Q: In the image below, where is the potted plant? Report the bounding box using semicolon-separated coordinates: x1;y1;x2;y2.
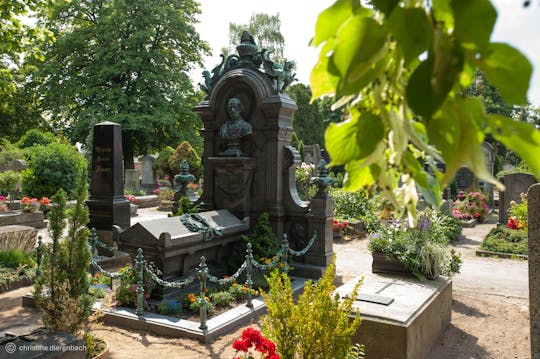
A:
368;212;462;281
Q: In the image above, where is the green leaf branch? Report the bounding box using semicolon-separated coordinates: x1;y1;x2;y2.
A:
311;0;539;224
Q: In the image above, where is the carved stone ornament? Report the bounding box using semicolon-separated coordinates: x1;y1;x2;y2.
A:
200;30;296;96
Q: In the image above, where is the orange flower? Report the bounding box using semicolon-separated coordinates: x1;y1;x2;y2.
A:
188;293;196;302
39;197;50;205
21;197;31;204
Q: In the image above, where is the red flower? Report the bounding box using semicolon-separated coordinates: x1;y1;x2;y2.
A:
232;338;251;352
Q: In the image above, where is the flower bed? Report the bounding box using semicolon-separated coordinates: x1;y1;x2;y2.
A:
453;191;490;222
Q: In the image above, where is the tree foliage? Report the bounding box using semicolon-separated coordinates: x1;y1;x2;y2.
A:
0;0;52;142
287;83;326;147
224;12;285;63
35;0;209;168
311;0;539;224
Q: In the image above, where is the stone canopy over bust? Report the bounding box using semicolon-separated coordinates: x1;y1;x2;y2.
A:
219;98;252;140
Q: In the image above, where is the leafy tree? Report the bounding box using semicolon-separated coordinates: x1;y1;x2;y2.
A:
35;0;209;169
168;141;202;180
311;0;539;223
287;83;326;147
0;0;52;142
223;12;285;63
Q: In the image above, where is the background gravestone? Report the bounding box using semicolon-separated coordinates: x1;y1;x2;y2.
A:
303;144;321;176
140;155;156;194
528;184;540;359
86;121;130;250
124;168;140;192
499;173;537;225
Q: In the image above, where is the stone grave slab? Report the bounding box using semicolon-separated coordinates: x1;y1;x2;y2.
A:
335;272;452;359
0;225;37;253
118;209;248;298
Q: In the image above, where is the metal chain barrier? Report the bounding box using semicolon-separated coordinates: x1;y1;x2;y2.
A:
86;227;319;329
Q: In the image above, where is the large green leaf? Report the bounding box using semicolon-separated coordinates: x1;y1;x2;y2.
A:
432;0;454;30
371;0;399;16
312;0;366;47
407;31;463;119
484;114;540;178
343;162;381;191
479;43;532;105
310;38;339;99
387;7;432;64
427;97;496;187
451;0;496;51
331;16;387;96
324;111;384;165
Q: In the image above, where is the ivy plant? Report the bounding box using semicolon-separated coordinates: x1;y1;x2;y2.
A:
311;0;538;224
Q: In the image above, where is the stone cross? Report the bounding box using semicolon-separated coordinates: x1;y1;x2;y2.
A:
528;183;540;358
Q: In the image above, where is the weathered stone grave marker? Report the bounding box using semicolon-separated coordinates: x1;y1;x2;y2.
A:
528;184;540;358
499;173;536;225
140;154;156;194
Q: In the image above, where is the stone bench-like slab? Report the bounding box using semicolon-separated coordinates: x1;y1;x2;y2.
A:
133;195;159;208
0;211;46;229
0;225;37;253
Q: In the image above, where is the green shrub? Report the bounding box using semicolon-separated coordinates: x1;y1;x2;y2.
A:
168;141;202;180
481;227;528;255
419;208;462;242
22;142;87;198
188;296;215;313
154;146;176;181
330;188;378;232
227;213;280;273
0;170;22;204
17;129;59;149
0;249;34;269
261;258;362;359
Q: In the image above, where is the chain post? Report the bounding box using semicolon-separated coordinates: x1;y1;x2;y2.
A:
35;236;43;277
90;228;99;259
198;256;208;330
135;248;145;316
245;242;254;308
281;233;289;274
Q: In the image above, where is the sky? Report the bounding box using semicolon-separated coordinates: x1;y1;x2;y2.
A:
192;0;540;107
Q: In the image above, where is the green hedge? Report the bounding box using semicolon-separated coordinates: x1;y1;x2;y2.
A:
480;227;528;255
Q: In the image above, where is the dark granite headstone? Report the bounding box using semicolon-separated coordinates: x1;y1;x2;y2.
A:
499;173;537;225
528;184;540;359
86;122;130;249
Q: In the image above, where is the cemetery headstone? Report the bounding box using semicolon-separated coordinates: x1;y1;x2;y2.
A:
86;121;130;252
304;144;321;175
124;169;140;192
499;173;537;225
140;155;156;194
529;184;540;358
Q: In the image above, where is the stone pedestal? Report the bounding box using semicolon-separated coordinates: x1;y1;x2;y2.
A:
87;122;130;253
336;274;452;359
528;184;540;359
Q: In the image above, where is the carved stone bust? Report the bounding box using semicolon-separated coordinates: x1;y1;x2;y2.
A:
219;98;252;140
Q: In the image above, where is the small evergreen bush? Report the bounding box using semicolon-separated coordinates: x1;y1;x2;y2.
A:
168;141;202;180
34;180;93;335
261;258;362;359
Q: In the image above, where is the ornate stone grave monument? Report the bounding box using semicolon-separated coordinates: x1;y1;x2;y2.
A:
499;172;537;225
87;121;130;250
194;31;333;277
